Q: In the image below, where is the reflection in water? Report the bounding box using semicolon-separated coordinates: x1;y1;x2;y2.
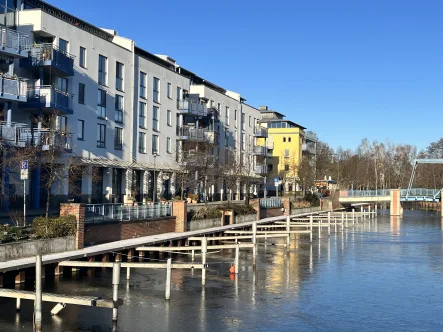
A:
1;211;443;331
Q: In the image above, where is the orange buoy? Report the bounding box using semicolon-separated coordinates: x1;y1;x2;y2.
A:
229;265;236;274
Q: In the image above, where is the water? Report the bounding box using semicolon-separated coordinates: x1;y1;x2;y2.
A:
0;210;443;331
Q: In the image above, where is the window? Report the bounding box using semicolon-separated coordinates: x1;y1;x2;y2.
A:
283;137;286;142
241;133;245;151
79;47;86;68
97;124;106;148
288;137;292;143
234;109;237;127
225;130;229;147
225;106;229;125
115;127;123;150
116;62;124;91
166;137;171;153
218;103;221;113
152;134;159;154
152;106;159;131
56;77;68;93
77;120;84;140
138;132;146;153
78;83;85;104
115;95;124;123
167;83;172;99
176;87;181;101
153;77;160;103
57;116;68;132
59;38;68;53
167;110;172;126
285;149;290;158
241;113;245;131
97;89;106;118
140;72;147;98
139;102;146;128
285;164;289;171
268;164;273;172
98;55;107;85
249;115;251;127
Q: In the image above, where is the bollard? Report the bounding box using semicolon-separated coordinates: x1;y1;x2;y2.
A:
341;212;345;228
319;218;322;239
375;204;378;216
16;298;21;312
165;258;172;300
334;217;337;232
112;263;121;322
34;255;42;332
352;209;355;225
286;216;291;251
235;243;239;274
309;215;313;243
252;222;257;265
191;249;195;262
369;205;371;219
126;267;131;280
202;237;207;286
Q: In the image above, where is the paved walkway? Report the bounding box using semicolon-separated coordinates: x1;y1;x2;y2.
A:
0;211;328;273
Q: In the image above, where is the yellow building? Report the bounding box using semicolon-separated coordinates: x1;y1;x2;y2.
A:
257;107;307;193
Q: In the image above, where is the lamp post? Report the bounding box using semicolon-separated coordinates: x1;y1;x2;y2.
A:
152;152;158;203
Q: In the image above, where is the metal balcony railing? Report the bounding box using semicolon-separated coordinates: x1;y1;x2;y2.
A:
0;121;27;144
177;126;218;144
0;27;30;55
18;128;73;150
0;77;27;100
305;131;318;142
24;86;73;113
20;43;75;75
254;126;268;138
260;197;282;209
254;165;267;174
254;145;268;156
177;100;207;116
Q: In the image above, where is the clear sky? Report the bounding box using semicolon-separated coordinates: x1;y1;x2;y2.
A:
49;0;443;151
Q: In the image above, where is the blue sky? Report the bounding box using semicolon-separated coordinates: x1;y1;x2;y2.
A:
50;0;443;151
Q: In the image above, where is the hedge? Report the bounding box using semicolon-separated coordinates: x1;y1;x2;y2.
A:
33;215;77;239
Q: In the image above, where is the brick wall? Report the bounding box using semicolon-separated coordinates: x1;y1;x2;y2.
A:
261;208;284;218
249;198;261;219
60;203;85;249
173;201;187;232
282;197;290;216
84;217;176;245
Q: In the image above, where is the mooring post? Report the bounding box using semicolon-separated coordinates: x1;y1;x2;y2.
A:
352;209;355;225
16;298;21;312
235;243;239;274
309;215;313;243
34;254;42;332
191;249;195;262
286;216;291;251
126;267;130;280
252;221;257;265
368;205;372;219
112;263;121;322
345;212;348;227
319;218;322;239
375;204;378;216
334;217;337;232
165;258;172;300
328;212;331;226
202;237;207;286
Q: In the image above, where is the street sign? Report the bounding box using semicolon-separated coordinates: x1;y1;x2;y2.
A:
274;177;279;183
20;160;28;180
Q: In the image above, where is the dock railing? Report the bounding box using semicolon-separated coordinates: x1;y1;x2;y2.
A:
260;197;283;209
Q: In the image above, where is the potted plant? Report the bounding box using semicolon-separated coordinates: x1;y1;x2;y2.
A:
186;193;193;204
191;193;198;204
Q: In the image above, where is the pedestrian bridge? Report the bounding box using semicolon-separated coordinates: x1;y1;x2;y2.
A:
339;189;441;204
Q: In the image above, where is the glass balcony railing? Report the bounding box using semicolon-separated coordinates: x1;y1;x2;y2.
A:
19;43;75;76
177;126;218;144
254;165;267;174
0;27;30;57
0;121;27;146
0;77;27;101
254;145;268;156
19;86;73;114
254;126;268;138
177;100;207;116
18;128;73;151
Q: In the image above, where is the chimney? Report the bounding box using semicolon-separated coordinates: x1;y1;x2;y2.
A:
259;106;268;111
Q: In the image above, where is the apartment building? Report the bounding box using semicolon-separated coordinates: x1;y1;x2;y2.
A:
0;0;316;211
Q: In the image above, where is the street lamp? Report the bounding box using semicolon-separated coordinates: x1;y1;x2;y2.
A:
152;152;158;203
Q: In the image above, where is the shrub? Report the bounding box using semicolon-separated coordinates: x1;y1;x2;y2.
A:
33;215;77;239
303;192;320;207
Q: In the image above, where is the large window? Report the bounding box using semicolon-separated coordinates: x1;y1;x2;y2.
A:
167;83;172;99
167;137;171;153
56;77;68;93
152;134;159;155
57;116;68;132
115;127;123;150
241;113;245;131
152;106;159;131
167;110;171;126
115;95;124;123
234;109;237;128
139;132;146;153
97;89;106;118
59;38;69;53
225;106;229;126
241;133;245;151
176;87;181;102
139;102;146;128
78;83;85;104
140;72;147;98
153;77;160;103
77;120;84;140
97;124;106;148
98;55;107;85
79;47;86;68
116;62;124;91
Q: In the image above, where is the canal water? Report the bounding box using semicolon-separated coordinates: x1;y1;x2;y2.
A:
0;210;443;331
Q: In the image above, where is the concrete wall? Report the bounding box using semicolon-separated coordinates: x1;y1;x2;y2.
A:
235;214;256;224
187;213;256;231
0;236;75;262
291;207;322;215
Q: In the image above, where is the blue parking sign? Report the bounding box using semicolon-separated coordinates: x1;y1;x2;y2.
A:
21;160;28;170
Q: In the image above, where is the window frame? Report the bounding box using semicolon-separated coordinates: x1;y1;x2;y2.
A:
138;132;146;154
78;83;85;104
140;72;147;99
153;77;160;103
97;123;106;148
152;106;159;132
166;137;171;153
167;110;172;126
79;46;86;68
98;54;108;86
139;102;146;128
167;82;172;99
115;94;124;124
59;38;69;53
114;127;123;150
116;62;124;92
97;88;107;118
152;134;159;155
77;119;84;140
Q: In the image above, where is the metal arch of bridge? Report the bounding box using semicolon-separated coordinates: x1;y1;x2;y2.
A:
407;159;443;201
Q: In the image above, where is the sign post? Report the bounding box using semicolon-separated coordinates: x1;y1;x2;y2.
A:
274;177;280;197
20;160;28;225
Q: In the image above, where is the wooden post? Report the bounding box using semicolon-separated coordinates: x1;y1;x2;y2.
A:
368;205;372;219
202;237;207;286
16;298;21;312
165;258;172;300
126;267;130;280
34;255;42;332
112;263;120;322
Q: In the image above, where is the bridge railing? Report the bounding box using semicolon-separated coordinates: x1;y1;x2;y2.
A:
401;188;440;197
340;190;391;198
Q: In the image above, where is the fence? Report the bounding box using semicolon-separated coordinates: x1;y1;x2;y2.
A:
85;202;172;224
290;206;321;215
340;189;440;198
260;197;282;209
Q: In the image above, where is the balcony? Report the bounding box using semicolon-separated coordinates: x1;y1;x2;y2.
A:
18;128;73;152
302;142;316;154
0;122;28;147
0;27;31;58
254;126;268;138
177;100;207;117
305;131;318;142
254;165;267;175
267;142;274;150
254;145;268;156
0;77;27;102
19;43;75;76
19;86;73;114
177;126;218;144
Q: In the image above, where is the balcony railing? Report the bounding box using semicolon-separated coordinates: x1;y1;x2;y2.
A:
0;77;27;101
177;126;218;144
0;27;30;56
19;43;75;76
302;142;316;154
305;131;318;142
177;100;207;116
20;86;73;114
0;121;27;145
254;126;268;138
254;165;267;174
18;128;73;151
254;145;268;156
